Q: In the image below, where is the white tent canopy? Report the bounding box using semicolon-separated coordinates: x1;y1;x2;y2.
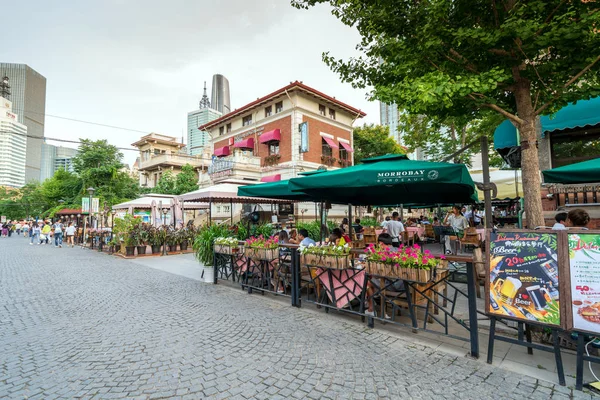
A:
112;194;207;210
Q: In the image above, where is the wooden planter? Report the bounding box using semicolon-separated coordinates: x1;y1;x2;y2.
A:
366;261;433;283
302;254;350;269
246;247;277;260
215;244;239;255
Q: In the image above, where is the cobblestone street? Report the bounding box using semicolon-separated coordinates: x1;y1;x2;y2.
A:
0;237;595;399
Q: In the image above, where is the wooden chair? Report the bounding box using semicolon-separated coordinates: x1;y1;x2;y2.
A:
424;224;436;243
402;231;415;247
460;227;481;253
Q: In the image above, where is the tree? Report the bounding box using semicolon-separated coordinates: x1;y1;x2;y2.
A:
399;113;504;166
353;124;405;163
72;139;139;206
155;170;177;195
292;0;600;227
175;164;199;195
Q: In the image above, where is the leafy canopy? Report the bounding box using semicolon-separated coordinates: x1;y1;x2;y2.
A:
352;124;405;163
292;0;600;120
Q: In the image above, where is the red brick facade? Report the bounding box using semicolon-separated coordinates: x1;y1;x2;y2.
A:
212;114;354;168
213;116;292;166
302;116;353;166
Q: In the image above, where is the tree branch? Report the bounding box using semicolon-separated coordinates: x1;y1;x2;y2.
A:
535;54;600;115
488;48;515;58
481;101;525;125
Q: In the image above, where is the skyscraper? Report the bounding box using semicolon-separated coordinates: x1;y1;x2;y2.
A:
187;82;221;155
211;74;231;114
0;63;46;182
0;97;28;187
41;143;78;181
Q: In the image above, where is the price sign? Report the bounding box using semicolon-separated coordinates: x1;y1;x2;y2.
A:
566;232;600;334
486;230;564;327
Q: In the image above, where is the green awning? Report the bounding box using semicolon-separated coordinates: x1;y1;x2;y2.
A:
542;157;600;184
494;97;600;150
237;171;327;201
288;155;478;206
541;97;600;134
493;120;519;150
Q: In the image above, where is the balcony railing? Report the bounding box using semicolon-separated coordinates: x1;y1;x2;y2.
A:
139;154;207;170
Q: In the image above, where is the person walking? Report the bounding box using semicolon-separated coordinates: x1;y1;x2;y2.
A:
15;221;22;236
22;221;30;238
65;222;76;248
53;219;64;248
30;223;41;245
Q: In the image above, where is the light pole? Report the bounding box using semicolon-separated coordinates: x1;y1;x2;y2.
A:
76;214;81;243
84;187;95;248
110;209;116;246
162;208;168;256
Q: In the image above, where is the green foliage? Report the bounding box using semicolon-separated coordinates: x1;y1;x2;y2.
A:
359;217;378;228
235;222;249;241
296;220;338;241
352;124;404;163
399;114;504;167
175;164;199;194
155;170;177;195
71;139;139;206
251;224;274;238
114;214;141;247
193;224;230;265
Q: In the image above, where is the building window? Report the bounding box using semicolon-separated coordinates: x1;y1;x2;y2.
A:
226;123;232;133
223;205;230;213
322;139;333;157
219;126;225;136
269;142;280;155
275;101;283;113
329;108;336;120
216;206;222;213
339;148;348;162
319;104;326;116
265;105;272;118
242;115;252;126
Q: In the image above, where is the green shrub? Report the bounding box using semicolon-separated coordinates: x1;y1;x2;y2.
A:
359;217;378;227
193;224;230;266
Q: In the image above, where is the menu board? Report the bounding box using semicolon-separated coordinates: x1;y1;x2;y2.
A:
567;232;600;334
487;231;562;326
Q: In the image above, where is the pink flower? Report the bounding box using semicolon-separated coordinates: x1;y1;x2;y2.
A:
440;255;446;260
401;256;407;262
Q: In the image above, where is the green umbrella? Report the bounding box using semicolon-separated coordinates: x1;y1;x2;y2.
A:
237;170;327;201
288;154;478;206
542;157;600;184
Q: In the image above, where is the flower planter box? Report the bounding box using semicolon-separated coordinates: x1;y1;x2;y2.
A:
246;247;277;260
366;261;433;283
215;244;239;255
302;254;350;269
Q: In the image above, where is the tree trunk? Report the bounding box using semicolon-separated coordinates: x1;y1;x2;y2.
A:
513;80;545;228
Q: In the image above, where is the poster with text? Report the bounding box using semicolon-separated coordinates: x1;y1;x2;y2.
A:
488;231;561;326
568;233;600;334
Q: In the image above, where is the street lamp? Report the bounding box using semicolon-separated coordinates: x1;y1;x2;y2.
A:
77;213;81;243
99;211;105;251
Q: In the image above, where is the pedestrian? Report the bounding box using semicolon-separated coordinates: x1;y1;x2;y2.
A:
53;219;64;248
382;211;405;248
22;221;30;237
30;222;41;245
6;220;13;237
41;222;52;245
15;221;22;235
65;222;76;247
1;222;7;237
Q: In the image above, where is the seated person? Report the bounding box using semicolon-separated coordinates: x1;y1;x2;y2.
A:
329;228;350;245
353;218;364;239
298;228;316;246
552;212;567;230
288;228;299;244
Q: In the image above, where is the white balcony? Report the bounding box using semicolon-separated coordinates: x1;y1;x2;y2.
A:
138;153;207;171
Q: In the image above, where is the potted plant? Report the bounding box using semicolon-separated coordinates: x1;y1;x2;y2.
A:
148;226;163;254
109;236;121;253
136;224;149;255
299;242;351;269
123;231;137;256
193;224;230;283
245;235;279;260
166;228;179;252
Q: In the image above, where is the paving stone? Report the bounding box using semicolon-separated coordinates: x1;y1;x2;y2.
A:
0;238;594;399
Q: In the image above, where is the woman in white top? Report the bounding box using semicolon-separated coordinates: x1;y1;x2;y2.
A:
65;222;76;247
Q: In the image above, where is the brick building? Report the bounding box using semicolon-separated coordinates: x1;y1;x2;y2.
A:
198;81;365;186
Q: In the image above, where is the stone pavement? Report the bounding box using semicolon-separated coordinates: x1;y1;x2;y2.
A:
0;237;596;399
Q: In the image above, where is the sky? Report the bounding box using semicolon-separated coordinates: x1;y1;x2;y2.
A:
3;0;380;167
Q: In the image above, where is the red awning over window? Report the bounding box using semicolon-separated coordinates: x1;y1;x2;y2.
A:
259;129;281;144
261;174;281;183
339;141;354;152
214;146;230;157
322;136;339;149
233;138;254;149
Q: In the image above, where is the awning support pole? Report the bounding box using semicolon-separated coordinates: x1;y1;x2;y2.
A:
480;136;493;229
209;199;212;227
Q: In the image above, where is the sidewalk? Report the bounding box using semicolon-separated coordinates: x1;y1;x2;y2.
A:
128;252;597;392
